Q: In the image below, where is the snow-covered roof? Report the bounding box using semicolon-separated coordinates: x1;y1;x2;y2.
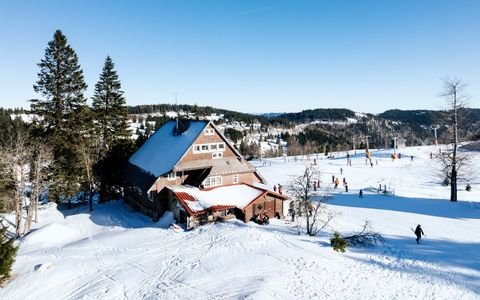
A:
128;120;209;177
169;184;283;215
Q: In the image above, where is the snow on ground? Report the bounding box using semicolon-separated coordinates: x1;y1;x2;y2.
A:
1;145;480;299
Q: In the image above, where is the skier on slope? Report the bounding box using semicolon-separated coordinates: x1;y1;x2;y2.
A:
414;224;425;244
334;177;340;189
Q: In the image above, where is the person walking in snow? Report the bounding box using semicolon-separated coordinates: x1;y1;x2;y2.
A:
414;224;425;244
334;177;340;189
345;182;348;192
340;168;343;175
359;189;363;198
332;175;335;183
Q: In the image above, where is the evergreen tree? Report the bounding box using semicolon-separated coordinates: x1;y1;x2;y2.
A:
94;139;135;203
92;56;129;151
30;30;89;202
0;224;18;283
91;56;130;203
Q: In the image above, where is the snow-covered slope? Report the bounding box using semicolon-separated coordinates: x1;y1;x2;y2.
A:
2;146;480;299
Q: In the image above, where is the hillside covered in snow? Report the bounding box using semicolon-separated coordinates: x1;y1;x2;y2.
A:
1;145;480;299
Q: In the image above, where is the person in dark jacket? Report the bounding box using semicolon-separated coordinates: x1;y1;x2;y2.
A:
414;224;425;244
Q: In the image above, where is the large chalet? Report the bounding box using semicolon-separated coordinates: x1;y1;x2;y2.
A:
124;119;287;229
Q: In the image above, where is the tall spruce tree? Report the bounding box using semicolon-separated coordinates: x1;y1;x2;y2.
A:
92;56;129;151
31;30;89;202
91;56;131;203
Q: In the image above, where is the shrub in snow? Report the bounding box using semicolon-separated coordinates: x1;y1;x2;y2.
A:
466;184;472;191
0;224;18;284
330;232;347;253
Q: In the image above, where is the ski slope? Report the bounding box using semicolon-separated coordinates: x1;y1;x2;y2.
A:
1;145;480;299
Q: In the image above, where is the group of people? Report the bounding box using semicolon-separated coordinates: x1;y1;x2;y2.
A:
254;213;270;225
273;183;283;195
332;175;348;192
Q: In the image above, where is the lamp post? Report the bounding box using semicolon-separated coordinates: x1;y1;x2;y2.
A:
431;125;440;146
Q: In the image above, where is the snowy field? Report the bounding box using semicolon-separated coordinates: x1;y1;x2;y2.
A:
1;145;480;299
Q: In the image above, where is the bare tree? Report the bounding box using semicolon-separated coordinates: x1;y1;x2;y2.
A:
438;77;469;202
287;166;336;236
342;220;385;246
0;131;31;238
24;142;53;235
434;149;471;189
79;136;101;212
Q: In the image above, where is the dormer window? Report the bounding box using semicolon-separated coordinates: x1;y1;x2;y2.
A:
167;172;178;181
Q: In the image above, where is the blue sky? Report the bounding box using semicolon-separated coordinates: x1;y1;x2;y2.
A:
0;0;479;114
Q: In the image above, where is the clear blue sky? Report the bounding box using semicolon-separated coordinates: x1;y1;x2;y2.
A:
0;0;479;114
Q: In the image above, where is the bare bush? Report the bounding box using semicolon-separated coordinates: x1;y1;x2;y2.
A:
288;166;337;236
331;221;384;252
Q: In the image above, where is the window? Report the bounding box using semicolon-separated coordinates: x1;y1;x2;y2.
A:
192;143;226;154
212;152;223;159
204;128;214;135
232;174;239;184
148;191;155;201
203;176;222;187
167;172;177;181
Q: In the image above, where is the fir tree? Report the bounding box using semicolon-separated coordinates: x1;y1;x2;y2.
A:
0;224;18;283
91;56;130;203
30;30;89;202
92;56;129;151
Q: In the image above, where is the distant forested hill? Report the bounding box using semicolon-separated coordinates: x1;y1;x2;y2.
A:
277;108;358;122
127;104;291;126
379;108;480;127
378;110;447;126
125;104;480;148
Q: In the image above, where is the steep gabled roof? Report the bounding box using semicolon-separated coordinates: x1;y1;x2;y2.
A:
128;120;209;177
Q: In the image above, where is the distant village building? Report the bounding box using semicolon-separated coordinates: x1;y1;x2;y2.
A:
124;119;287;229
397;138;406;148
